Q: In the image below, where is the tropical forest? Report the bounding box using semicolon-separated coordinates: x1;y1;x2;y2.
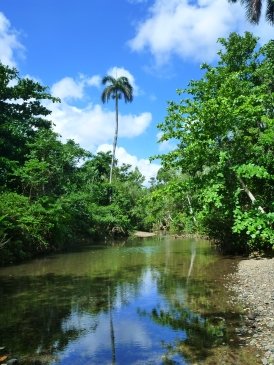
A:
1;32;273;265
0;29;273;365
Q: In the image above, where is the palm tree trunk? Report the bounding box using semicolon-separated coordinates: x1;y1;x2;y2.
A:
109;95;119;184
108;286;116;365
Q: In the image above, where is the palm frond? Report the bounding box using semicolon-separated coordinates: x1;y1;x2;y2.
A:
101;75;134;104
101;85;116;103
102;75;116;85
266;0;274;23
228;0;274;23
244;0;262;23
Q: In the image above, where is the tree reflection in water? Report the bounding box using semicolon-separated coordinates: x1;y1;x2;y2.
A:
108;285;116;365
146;304;227;362
0;238;255;364
186;241;196;285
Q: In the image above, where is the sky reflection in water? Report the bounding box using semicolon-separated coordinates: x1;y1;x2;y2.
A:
54;269;186;365
0;237;241;364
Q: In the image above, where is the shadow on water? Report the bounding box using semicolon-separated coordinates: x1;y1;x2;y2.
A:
0;237;261;364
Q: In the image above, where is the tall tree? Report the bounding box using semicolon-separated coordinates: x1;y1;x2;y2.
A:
101;75;133;183
229;0;274;24
0;63;59;189
155;32;274;252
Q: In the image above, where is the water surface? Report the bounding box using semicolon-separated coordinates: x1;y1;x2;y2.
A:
0;236;259;364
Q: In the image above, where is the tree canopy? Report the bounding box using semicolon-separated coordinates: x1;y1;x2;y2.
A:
0;64;145;265
1;31;273;264
152;32;274;252
0;64;59;188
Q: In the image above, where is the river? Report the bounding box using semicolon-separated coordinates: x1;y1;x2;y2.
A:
0;236;260;364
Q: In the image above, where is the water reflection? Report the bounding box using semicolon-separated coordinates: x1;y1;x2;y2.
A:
50;270;171;365
0;237;255;364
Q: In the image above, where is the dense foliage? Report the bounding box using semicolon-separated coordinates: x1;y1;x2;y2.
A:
1;32;273;264
0;64;146;265
150;32;274;253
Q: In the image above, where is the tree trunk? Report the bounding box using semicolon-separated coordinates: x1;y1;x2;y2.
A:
108;286;116;365
187;241;196;285
109;95;119;184
187;194;197;223
237;175;265;213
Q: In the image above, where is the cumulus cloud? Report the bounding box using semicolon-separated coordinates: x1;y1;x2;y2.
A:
23;74;41;83
49;98;152;151
0;12;24;66
51;67;139;103
86;75;101;87
51;74;101;101
98;144;160;184
49;66;149;151
128;0;273;64
51;77;85;101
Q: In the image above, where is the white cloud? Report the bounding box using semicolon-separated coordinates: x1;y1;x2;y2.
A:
23;74;41;83
51;67;138;102
0;12;24;67
97;144;160;184
119;112;152;137
107;66;140;95
86;75;101;87
49;98;152;151
47;66;151;160
51;73;101;101
128;0;274;64
51;77;84;100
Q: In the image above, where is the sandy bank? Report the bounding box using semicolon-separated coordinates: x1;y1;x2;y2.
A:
133;231;156;237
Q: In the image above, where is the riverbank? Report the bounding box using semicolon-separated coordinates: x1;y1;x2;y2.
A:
133;231;156;237
228;257;274;365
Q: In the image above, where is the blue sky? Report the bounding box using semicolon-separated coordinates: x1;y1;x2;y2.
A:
0;0;273;182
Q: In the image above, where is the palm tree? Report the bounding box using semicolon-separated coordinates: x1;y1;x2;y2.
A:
229;0;274;24
101;75;133;184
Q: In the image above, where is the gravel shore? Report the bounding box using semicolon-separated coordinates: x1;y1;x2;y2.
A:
229;257;274;365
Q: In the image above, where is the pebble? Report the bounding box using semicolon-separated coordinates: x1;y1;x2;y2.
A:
228;257;274;365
